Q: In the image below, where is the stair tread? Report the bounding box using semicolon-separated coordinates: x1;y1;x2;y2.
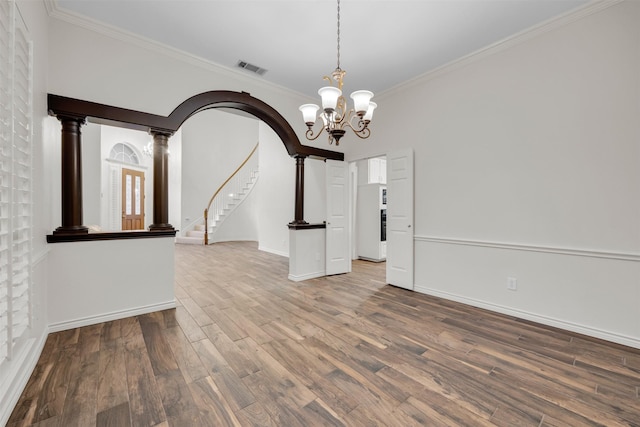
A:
175;236;203;245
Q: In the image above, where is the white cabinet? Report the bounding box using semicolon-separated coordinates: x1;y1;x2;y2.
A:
356;184;386;262
357;157;387;185
368;157;387;184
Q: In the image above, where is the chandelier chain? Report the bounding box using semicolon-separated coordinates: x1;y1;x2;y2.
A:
336;0;341;70
298;0;375;146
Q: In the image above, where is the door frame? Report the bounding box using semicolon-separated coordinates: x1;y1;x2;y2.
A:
103;158;150;231
121;167;146;230
348;151;414;288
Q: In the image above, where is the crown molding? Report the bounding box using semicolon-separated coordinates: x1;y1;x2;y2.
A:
44;0;625;103
43;0;56;16
44;0;309;101
377;0;625;99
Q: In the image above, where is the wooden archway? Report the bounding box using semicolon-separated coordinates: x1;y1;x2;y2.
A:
48;91;343;160
47;91;342;241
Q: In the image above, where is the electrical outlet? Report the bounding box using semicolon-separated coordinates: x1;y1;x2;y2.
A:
507;277;517;291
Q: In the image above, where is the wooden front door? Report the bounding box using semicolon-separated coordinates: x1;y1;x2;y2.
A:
122;168;145;230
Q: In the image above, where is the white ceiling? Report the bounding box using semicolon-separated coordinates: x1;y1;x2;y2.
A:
53;0;590;99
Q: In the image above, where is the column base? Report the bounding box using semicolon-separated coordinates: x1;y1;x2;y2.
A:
149;223;175;231
52;225;89;235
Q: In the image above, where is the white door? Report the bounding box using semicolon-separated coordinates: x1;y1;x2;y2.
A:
326;159;351;275
386;149;414;289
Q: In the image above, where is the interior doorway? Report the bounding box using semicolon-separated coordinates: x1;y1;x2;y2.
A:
351;152;415;290
351;156;387;267
121;168;145;230
102;139;154;232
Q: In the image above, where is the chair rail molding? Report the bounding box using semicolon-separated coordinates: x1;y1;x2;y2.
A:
415;235;640;262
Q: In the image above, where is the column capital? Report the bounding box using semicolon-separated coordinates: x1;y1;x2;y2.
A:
149;128;174;138
54;114;87;125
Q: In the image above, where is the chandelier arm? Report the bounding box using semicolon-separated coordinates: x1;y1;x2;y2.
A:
304;121;327;141
346;111;366;130
344;118;371;139
351;126;372;140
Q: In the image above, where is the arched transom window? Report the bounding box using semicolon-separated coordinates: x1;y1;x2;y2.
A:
109;142;139;165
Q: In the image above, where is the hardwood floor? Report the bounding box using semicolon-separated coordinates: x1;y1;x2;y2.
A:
7;241;640;426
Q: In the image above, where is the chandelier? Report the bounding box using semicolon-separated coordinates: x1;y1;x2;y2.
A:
299;0;376;146
143;141;153;157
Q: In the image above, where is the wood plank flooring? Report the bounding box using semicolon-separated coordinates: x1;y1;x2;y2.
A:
7;241;640;426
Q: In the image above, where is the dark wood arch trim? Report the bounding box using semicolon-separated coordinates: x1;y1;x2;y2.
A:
48;91;343;161
47;90;342;242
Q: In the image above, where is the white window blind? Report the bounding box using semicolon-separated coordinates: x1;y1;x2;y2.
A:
0;0;11;364
0;0;32;363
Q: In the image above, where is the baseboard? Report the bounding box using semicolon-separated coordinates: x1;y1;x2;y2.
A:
414;284;640;350
48;300;177;333
0;332;48;426
288;271;325;282
258;245;288;258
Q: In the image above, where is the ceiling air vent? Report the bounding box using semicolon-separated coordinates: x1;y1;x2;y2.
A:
237;60;267;76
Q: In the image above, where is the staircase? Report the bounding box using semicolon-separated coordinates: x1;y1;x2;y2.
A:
176;143;259;245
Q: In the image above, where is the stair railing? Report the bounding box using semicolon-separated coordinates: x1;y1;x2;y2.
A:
203;142;259;244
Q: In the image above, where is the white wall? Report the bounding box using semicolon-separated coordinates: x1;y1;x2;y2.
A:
344;1;640;347
180;109;258;234
82;123;102;225
168;129;182;231
47;237;176;331
304;158;327;224
257;122;295;256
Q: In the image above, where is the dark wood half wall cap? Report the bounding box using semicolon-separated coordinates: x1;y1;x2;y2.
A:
47;230;177;244
287;222;326;230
